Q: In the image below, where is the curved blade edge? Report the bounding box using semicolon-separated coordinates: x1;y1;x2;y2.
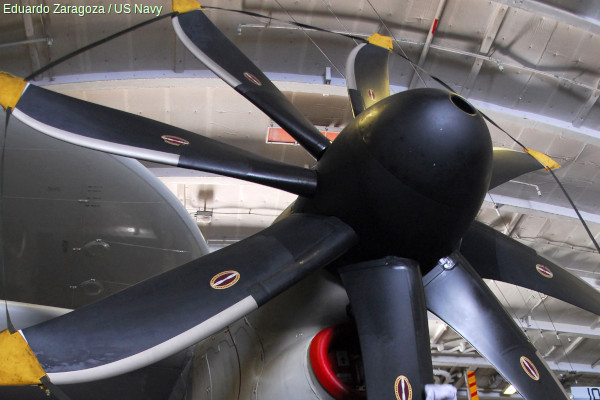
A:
345;43;390;117
12;84;317;196
340;257;433;400
424;252;570;400
15;214;356;385
462;221;600;315
172;11;330;159
489;148;545;190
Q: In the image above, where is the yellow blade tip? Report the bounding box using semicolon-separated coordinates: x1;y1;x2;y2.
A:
0;72;27;111
525;149;561;170
172;0;202;13
0;330;46;386
367;33;393;51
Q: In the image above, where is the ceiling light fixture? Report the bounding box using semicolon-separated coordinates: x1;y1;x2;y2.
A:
195;210;213;225
503;384;517;395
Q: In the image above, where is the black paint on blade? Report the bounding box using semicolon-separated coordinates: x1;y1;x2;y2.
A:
347;88;365;117
341;257;432;400
175;11;330;159
489;148;545;190
461;221;600;315
23;214;356;375
16;85;317;196
352;44;390;111
424;253;570;400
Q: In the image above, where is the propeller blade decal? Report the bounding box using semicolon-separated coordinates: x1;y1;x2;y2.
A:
340;257;433;400
424;252;570;400
462;221;600;315
346;43;391;117
172;10;331;159
11;214;356;385
489;148;550;190
7;81;317;196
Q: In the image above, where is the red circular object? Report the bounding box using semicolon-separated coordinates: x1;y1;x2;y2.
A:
309;327;362;400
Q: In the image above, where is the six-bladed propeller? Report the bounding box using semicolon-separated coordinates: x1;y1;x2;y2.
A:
0;3;598;400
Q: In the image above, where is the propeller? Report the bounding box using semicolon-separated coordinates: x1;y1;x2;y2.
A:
424;253;571;400
0;5;597;400
343;44;552;190
2;214;356;385
488;148;555;189
172;6;331;160
345;42;391;117
461;221;600;315
0;73;316;197
340;257;433;400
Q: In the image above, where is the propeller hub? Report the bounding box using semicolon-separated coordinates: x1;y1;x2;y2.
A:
357;88;491;208
295;88;493;268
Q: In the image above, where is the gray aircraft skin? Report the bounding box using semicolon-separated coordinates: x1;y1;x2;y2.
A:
0;113;209;399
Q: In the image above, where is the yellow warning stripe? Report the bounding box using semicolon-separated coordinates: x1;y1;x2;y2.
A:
0;329;46;385
0;72;27;110
524;149;561;171
367;33;393;51
172;0;202;13
467;371;480;400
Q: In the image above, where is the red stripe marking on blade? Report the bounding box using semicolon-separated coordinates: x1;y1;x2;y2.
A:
536;264;553;278
243;72;262;86
520;356;540;381
394;376;412;400
210;270;240;290
161;135;189;146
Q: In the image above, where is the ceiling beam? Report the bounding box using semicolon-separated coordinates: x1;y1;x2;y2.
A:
472;98;600;148
483;194;600;225
408;0;448;89
22;13;42;80
174;28;185;73
555;337;586;361
572;81;600;128
432;353;600;374
490;0;600;35
520;316;600;341
461;4;507;97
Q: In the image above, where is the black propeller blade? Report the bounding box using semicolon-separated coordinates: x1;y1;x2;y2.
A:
2;76;316;197
340;257;433;400
462;221;600;315
489;148;552;190
172;9;331;159
424;252;570;400
6;214;355;385
346;42;391;117
344;43;553;191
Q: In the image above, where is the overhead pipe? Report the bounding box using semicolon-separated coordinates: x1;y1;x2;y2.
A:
0;37;52;48
433;368;453;384
408;0;448;89
238;19;597;92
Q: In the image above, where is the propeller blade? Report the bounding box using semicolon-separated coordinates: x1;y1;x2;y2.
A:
340;257;433;400
172;10;331;159
489;148;551;190
3;76;317;197
424;252;570;400
1;214;356;385
462;221;600;315
345;43;391;117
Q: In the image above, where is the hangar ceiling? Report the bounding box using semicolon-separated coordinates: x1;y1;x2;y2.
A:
1;0;599;398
